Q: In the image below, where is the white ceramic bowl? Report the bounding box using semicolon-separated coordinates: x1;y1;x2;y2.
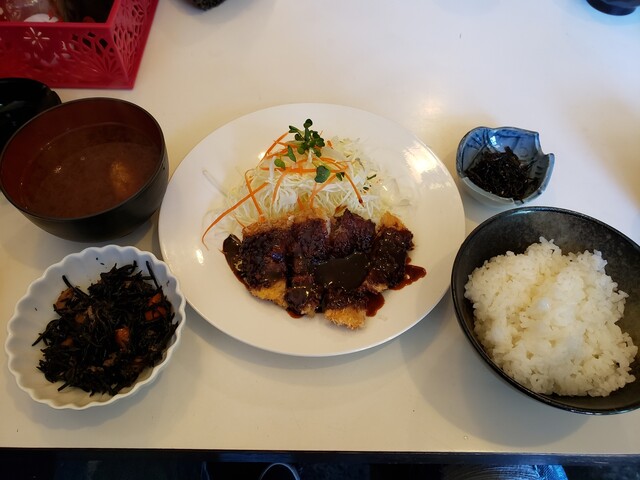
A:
5;245;186;410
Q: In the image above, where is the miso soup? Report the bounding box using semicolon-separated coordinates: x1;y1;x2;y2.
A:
20;123;160;218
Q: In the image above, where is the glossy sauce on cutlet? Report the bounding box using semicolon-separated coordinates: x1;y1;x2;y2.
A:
222;234;245;284
393;264;427;290
365;291;385;316
314;252;369;290
368;227;414;288
222;209;425;322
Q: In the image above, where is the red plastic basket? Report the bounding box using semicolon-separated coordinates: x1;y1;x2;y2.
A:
0;0;158;89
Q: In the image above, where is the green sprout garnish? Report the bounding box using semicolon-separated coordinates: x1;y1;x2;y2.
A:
274;146;296;168
286;145;296;162
289;119;325;157
314;165;331;183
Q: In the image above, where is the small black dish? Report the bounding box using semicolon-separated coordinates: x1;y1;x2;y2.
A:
451;207;640;414
0;78;61;151
587;0;640;15
191;0;227;10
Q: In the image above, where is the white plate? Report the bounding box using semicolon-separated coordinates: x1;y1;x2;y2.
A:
158;103;465;357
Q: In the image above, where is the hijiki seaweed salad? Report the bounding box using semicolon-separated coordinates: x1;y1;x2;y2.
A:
32;262;178;396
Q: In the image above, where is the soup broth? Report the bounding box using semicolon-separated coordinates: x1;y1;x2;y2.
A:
20;123;159;218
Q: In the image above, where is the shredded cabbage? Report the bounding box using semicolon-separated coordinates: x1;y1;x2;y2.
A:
202;128;404;242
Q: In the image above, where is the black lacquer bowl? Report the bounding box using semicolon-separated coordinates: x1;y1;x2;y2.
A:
451;207;640;414
0;77;61;151
0;98;168;242
587;0;640;15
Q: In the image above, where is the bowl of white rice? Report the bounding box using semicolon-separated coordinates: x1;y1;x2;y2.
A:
451;207;640;414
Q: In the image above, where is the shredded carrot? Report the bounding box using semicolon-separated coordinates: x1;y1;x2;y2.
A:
259;165;317;173
309;174;336;209
319;156;348;172
271;164;320;203
114;327;130;349
147;292;163;306
263;146;289;161
201;181;269;244
244;170;264;222
291;167;317;174
262;131;289;159
271;169;290;204
343;172;364;204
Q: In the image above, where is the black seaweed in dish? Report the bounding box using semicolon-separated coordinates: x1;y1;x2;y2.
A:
456;126;554;207
33;262;178;396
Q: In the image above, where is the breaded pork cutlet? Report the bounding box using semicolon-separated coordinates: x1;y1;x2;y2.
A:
223;209;419;329
363;212;414;293
238;217;290;308
285;212;330;316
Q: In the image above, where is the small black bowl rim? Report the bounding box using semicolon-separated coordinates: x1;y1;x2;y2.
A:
587;0;640;15
0;97;167;223
0;77;61;150
451;206;640;415
0;76;59;96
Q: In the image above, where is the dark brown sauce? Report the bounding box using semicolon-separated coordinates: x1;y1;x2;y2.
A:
222;234;245;284
392;264;427;290
20;123;159;218
314;252;369;290
287;309;304;319
365;291;385;317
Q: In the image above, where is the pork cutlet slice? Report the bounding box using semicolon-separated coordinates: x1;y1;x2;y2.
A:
239;217;290;308
364;212;414;293
285;212;330;316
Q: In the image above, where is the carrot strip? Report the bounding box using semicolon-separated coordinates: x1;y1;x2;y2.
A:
263;146;289;161
258;166;317;173
270;165;324;203
309;174;337;209
272;169;290;204
262;141;300;161
343;172;364;204
318;156;344;168
201;182;269;244
245;170;264;221
262;131;289;159
307;182;319;209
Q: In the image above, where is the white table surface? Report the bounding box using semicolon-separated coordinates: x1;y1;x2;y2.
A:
1;0;640;458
